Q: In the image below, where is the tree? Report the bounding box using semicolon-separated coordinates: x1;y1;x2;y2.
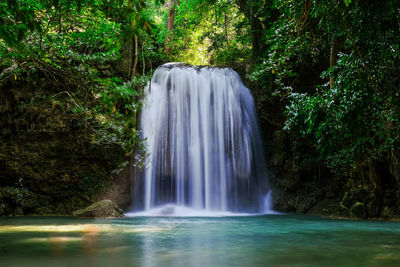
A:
165;0;177;55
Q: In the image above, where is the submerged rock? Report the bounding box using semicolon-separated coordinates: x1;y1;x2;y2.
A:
72;199;124;217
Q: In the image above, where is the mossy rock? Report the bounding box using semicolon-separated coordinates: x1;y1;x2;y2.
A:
350;202;367;219
382;206;393;218
72;199;124;218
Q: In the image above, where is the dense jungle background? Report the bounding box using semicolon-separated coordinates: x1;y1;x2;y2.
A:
0;0;399;219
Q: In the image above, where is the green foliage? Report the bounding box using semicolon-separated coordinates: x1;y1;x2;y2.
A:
0;0;160;152
157;0;251;65
90;75;149;154
279;0;400;174
241;0;400;176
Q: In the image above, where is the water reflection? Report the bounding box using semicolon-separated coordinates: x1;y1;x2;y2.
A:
1;216;400;267
136;218;261;267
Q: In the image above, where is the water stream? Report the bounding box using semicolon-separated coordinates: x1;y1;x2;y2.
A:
132;63;270;215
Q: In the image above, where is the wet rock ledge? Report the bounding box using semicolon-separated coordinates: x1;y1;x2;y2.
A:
73;200;124;218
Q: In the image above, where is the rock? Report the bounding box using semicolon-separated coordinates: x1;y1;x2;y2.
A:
382;206;392;218
72;200;124;218
14;207;23;216
278;174;300;192
350;202;366;219
308;198;341;215
366;201;379;217
296;195;317;213
341;192;352;208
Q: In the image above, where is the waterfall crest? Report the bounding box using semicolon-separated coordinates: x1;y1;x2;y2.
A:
132;63;270;215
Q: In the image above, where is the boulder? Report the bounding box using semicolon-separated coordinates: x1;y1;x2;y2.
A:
72;199;124;217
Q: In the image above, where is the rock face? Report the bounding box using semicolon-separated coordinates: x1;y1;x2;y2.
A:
73;200;124;217
0;73;132;216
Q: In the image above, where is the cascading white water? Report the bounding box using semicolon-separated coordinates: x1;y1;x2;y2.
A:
132;63;271;215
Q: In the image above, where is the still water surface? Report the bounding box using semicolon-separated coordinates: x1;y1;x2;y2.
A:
1;215;400;266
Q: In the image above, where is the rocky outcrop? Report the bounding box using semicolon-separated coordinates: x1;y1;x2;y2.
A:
72;200;124;217
0;70;131;216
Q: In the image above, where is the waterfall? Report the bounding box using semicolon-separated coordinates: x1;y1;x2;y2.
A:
132;63;270;215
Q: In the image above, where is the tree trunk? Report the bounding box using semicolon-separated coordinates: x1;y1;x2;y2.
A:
224;12;230;47
121;37;133;79
131;34;138;80
165;0;176;55
141;42;145;75
236;0;266;60
329;39;339;88
249;7;264;58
